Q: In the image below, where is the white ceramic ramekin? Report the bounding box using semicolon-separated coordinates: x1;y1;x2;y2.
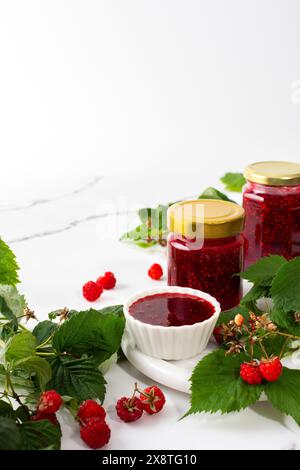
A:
123;286;221;360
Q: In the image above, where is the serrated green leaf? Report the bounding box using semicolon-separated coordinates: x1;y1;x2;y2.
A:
271;257;300;313
138;204;169;231
33;320;57;345
5;330;36;364
186;350;262;416
270;309;300;336
0;239;20;286
0;285;26;326
18;356;52;390
20;419;61;450
240;255;287;285
220;172;246;192
120;224;158;247
0;400;14;418
241;284;271;307
0;417;22;450
0;320;18;341
48;356;106;402
198;187;236;203
264;367;300;426
95;305;123;318
52;310;125;364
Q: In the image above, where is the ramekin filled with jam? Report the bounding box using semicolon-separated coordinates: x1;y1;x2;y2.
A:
243;161;300;268
167;199;245;311
124;286;221;360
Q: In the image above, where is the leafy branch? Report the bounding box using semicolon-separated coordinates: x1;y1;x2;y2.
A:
186;255;300;426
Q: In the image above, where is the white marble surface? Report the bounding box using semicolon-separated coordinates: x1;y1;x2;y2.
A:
2;172;300;451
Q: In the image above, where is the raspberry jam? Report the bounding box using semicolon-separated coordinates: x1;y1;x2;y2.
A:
128;292;215;327
168;234;243;311
243;162;300;268
167;199;244;311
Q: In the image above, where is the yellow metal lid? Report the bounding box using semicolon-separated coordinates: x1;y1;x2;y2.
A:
245;161;300;186
167;199;244;239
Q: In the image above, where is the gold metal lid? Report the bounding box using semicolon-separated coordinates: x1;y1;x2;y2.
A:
244;161;300;186
167;199;244;239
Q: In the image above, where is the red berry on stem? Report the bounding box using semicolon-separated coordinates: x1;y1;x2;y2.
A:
213;326;223;344
148;263;163;281
31;413;59;427
80;417;111;449
259;356;283;382
77;400;106;424
116;396;143;423
96;272;116;290
82;281;103;301
139;385;166;414
240;362;263;385
37;390;62;414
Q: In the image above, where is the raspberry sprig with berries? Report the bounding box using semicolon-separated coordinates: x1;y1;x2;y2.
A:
213;310;300;385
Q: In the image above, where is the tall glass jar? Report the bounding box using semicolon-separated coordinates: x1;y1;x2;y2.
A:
243;161;300;268
167;199;244;311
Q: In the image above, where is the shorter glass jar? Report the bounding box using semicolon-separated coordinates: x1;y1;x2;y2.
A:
167;199;245;311
243;161;300;268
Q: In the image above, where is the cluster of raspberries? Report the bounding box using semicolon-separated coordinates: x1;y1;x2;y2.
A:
82;263;163;302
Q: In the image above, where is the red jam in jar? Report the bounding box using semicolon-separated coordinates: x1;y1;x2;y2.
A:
243;161;300;268
167;200;245;311
128;292;215;326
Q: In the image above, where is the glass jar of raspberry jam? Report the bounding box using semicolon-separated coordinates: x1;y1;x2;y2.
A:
243;161;300;268
167;199;245;311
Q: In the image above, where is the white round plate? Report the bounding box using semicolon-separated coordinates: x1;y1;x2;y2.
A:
122;331;298;397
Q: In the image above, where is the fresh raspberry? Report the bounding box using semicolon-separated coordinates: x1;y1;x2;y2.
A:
77;400;106;424
115;396;143;423
234;314;244;327
80;417;111;449
96;272;116;290
259;356;283;382
31;413;59;427
37;390;62;414
240;362;263;385
213;326;224;344
148;263;163;281
139;386;166;414
82;281;103;301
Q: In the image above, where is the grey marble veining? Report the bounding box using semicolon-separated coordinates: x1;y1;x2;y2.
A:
0;175;103;212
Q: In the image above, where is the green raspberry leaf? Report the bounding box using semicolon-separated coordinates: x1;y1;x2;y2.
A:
264;367;300;426
5;330;37;364
138;204;169;231
220;172;246;193
0;417;22;450
240;255;287;285
93;305;123;318
241;284;271;307
48;356;106;402
120;224;158;248
186;350;262;416
33;320;57;345
198;187;236;204
52;309;125;364
18;356;52;390
0;400;14;418
20;419;61;450
271;257;300;313
0;285;26;324
270;308;300;336
0;239;20;286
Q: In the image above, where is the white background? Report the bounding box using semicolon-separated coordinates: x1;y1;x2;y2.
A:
1;0;300;450
1;0;300;200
